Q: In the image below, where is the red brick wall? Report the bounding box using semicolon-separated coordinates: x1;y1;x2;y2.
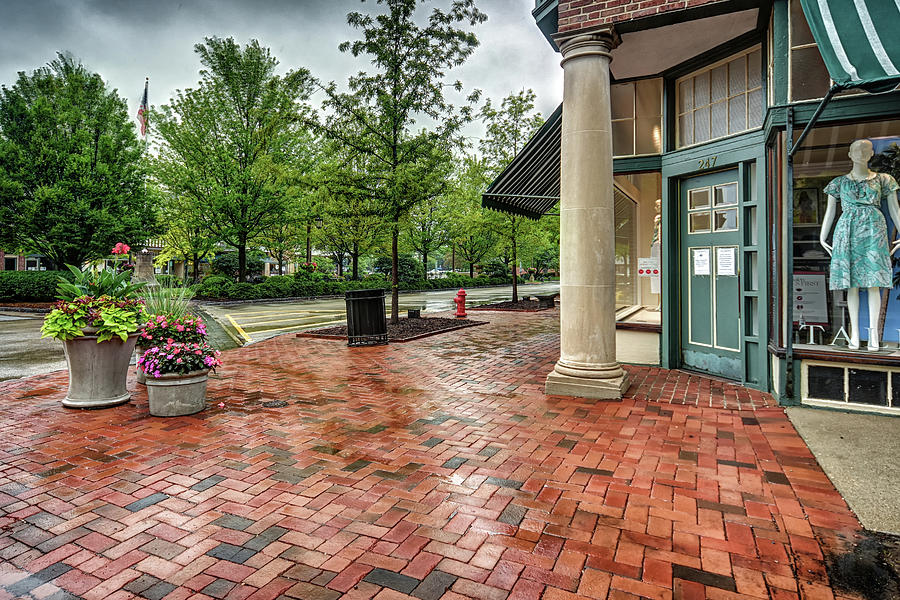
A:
558;0;726;32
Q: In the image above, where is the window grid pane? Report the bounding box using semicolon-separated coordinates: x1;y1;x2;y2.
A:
676;47;762;148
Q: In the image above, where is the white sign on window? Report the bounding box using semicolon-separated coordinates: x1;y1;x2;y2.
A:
793;271;828;325
692;248;710;275
716;247;737;276
637;258;660;277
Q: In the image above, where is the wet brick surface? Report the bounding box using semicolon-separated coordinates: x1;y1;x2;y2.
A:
0;310;865;599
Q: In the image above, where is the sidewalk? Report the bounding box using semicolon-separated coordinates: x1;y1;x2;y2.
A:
0;310;873;599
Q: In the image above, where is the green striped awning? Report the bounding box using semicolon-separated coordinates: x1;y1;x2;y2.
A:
800;0;900;93
482;104;561;219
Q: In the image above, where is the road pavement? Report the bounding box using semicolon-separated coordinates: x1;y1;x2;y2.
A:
200;282;560;345
0;283;558;380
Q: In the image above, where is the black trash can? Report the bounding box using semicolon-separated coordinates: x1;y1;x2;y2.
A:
345;289;388;346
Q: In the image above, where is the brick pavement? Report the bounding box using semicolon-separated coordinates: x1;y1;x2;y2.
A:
0;310;866;599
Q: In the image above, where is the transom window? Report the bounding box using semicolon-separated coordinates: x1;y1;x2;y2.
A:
688;183;739;234
677;48;763;148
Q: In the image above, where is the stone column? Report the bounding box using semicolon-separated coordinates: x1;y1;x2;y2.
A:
545;27;630;400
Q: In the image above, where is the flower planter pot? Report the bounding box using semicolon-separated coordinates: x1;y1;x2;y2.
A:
61;329;139;408
135;345;148;385
145;369;210;417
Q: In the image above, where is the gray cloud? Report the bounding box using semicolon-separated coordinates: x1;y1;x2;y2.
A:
0;0;562;143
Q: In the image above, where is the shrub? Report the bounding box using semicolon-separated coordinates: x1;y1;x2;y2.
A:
225;282;262;300
373;254;422;284
259;275;294;298
196;275;231;299
210;252;265;279
0;270;75;302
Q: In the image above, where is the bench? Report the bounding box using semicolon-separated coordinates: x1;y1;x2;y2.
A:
533;293;559;308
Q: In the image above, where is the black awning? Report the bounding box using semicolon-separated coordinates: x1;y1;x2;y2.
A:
482;103;561;219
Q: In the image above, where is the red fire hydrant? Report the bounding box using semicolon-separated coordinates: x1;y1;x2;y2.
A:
454;289;467;318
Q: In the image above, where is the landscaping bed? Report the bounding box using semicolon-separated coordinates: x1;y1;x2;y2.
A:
471;299;557;312
298;316;487;343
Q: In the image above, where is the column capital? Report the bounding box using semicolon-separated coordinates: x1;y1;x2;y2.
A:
553;25;621;66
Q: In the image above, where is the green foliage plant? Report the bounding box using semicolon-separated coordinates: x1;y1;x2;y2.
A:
41;296;145;342
56;265;146;301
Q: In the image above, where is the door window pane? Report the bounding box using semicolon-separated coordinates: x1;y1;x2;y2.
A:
690;212;711;233
714;208;738;231
689;188;710;209
714;183;738;206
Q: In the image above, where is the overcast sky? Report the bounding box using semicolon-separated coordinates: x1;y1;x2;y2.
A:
0;0;562;144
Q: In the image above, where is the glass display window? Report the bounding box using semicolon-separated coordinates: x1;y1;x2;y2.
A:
788;0;898;102
611;78;662;157
677;47;762;148
790;119;900;356
613;172;662;325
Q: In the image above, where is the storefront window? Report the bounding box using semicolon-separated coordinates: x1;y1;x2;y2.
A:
788;0;898;102
677;47;762;148
3;256;17;271
611;78;662;157
790;119;900;356
613;172;662;325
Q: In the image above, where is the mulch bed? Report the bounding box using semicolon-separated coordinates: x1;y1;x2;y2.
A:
297;316;488;343
0;302;53;313
470;299;556;312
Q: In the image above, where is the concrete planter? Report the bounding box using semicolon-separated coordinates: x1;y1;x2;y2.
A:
135;345;148;385
145;369;209;417
61;329;139;408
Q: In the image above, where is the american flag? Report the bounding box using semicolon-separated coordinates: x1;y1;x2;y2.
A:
137;78;148;137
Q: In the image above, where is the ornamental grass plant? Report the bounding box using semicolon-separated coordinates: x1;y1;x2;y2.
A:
139;280;195;320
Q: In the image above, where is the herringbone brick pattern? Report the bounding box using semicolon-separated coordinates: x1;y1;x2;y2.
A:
0;310;862;599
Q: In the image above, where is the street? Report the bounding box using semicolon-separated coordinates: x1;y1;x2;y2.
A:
0;283;559;381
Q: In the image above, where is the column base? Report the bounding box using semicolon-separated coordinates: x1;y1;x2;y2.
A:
545;370;630;400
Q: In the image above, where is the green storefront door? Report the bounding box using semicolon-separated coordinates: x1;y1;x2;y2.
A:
680;169;742;380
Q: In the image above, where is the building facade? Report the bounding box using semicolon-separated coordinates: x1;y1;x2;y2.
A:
485;0;900;413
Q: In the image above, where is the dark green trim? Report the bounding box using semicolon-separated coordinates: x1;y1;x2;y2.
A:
659;131;768;386
767;91;900;131
532;0;558;50
772;0;789;105
613;156;662;173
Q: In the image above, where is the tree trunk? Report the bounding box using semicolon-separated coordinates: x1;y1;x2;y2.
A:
352;242;359;280
192;253;200;283
391;223;399;324
278;255;284;276
306;223;312;264
337;256;343;278
451;245;456;272
423;251;428;280
511;235;518;303
469;262;474;278
238;243;247;282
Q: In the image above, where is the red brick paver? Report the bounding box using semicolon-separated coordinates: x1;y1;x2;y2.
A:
0;310;864;599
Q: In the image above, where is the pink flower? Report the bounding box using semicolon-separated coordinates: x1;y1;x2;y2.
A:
217;402;225;408
176;358;182;363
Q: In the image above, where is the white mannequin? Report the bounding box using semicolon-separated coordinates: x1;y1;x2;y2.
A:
820;139;900;350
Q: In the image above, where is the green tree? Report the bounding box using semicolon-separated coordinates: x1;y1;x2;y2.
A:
314;150;387;280
261;204;307;276
480;90;544;301
157;191;220;283
151;37;315;281
446;156;496;277
404;155;454;278
0;53;156;267
319;0;486;322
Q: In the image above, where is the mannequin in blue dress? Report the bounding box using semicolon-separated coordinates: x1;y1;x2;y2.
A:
819;139;900;350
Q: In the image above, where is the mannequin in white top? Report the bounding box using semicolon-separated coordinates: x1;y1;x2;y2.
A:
819;139;900;350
